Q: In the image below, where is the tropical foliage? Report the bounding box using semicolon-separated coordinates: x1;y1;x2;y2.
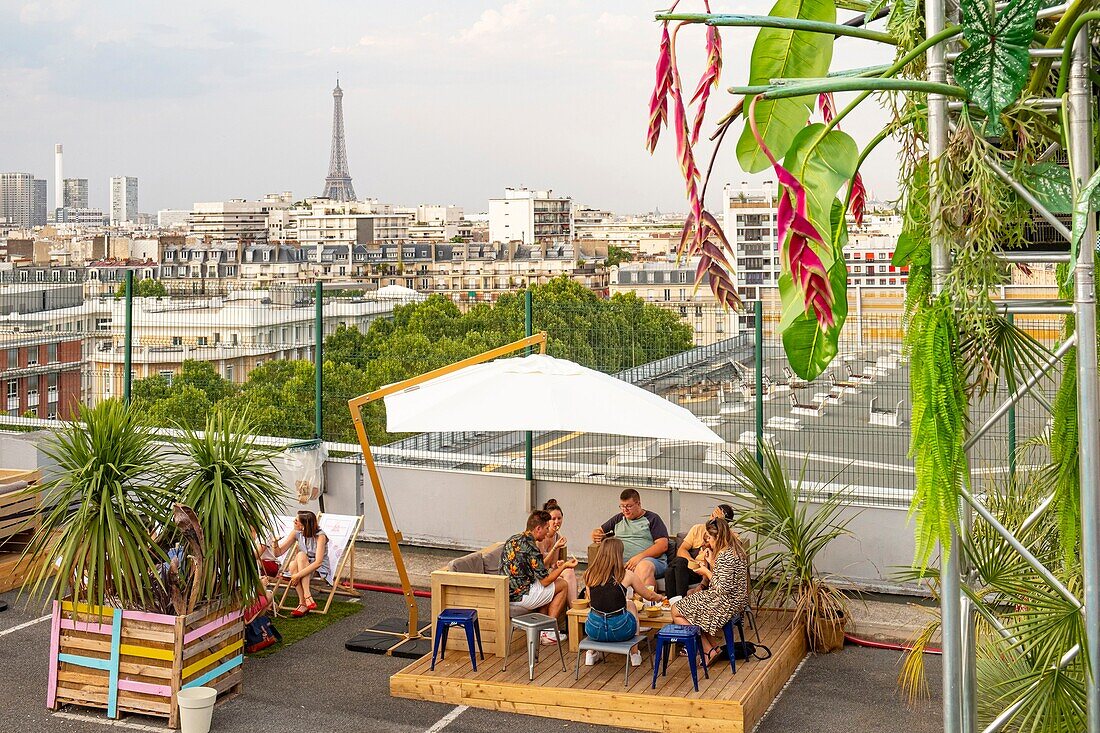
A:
163;408;285;609
731;444;853;650
649;1;1096;727
902;475;1088;731
21;400;170;611
20;400;285;614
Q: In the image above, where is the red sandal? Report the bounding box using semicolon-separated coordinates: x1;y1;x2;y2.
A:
291;605;308;617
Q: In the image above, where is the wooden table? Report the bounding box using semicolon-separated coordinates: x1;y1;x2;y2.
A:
566;605;673;653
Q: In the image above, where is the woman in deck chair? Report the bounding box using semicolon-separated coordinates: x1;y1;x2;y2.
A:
272;510;331;617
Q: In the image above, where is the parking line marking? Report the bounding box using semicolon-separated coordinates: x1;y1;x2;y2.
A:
426;704;468;733
0;614;50;637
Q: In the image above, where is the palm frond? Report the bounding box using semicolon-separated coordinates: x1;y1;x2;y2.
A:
163;407;286;609
20;400;170;610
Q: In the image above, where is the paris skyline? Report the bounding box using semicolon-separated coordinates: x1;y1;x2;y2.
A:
0;0;898;214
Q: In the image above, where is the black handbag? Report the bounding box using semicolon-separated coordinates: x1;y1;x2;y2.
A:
723;641;772;661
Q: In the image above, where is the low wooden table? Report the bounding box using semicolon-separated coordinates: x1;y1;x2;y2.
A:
566;605;673;653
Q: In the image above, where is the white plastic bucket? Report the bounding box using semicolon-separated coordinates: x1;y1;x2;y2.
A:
177;686;217;733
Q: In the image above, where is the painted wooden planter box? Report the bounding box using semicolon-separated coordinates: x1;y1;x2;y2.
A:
46;600;244;728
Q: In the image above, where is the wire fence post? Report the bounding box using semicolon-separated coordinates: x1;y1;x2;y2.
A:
123;270;133;406
755;301;764;468
1006;312;1017;480
525;288;534;483
314;281;323;442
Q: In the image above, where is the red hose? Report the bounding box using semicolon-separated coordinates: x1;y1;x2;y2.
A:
844;632;942;655
351;581;431;598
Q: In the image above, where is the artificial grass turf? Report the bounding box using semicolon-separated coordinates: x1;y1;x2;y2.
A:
248;600;363;657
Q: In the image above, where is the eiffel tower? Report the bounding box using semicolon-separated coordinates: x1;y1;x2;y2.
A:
321;79;356;202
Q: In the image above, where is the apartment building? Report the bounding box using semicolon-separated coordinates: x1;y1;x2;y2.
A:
608;259;739;345
109;176;138;226
189;200;284;242
488;188;573;246
0;284;88;419
0;173;36;231
86;290;397;402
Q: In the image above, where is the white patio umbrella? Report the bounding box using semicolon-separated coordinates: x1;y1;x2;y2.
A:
384;353;723;443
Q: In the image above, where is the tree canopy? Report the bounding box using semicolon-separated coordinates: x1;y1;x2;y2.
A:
116;278;168;298
128;277;693;445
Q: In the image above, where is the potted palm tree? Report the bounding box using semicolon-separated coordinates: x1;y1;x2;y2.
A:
731;444;855;653
22;400;285;728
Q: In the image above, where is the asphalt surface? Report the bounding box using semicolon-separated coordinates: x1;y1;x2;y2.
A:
0;589;940;733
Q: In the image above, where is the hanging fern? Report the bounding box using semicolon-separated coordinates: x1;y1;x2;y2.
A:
1050;347;1079;570
908;296;969;566
1046;261;1081;571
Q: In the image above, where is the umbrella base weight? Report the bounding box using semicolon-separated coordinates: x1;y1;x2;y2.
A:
345;618;432;659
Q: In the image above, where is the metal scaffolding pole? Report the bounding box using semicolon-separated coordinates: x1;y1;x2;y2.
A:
1068;21;1100;733
926;1;966;730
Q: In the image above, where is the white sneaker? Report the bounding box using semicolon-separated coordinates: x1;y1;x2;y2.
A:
539;630;559;645
585;650;604;665
629;650;642;667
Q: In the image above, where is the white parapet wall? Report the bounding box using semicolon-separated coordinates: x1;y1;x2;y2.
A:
0;427;922;595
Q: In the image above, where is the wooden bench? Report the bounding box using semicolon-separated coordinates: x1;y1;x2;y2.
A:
0;468;43;593
0;468;41;544
430;543;510;658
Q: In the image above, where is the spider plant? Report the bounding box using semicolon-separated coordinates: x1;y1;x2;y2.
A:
730;443;855;651
21;399;171;611
163;407;285;610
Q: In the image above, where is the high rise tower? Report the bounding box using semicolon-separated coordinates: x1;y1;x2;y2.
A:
54;144;63;213
321;79;356;202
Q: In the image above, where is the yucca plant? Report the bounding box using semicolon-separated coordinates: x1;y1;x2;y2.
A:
21;399;171;611
730;443;855;652
163;407;285;611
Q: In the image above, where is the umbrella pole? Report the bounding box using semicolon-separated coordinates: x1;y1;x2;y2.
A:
345;333;548;656
350;400;420;644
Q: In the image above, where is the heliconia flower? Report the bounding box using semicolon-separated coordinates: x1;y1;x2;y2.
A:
646;25;673;154
670;83;702;227
850;171;866;228
748;96;834;328
689;26;722;144
818;92;836;124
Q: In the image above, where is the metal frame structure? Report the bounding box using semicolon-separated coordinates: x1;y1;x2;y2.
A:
346;333;548;654
925;2;1100;731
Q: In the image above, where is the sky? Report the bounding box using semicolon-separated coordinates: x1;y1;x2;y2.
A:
0;0;900;216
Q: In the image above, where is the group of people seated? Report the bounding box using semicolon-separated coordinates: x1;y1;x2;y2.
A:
500;489;751;667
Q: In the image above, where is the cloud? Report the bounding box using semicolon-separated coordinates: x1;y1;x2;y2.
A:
452;0;540;43
19;0;80;25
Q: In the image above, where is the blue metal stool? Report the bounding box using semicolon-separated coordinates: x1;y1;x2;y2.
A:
651;623;709;692
431;608;484;671
721;615;748;674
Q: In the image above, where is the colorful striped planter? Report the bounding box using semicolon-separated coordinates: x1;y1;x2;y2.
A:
47;601;244;729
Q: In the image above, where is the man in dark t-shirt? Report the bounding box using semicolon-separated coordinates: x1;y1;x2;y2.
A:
590;488;670;589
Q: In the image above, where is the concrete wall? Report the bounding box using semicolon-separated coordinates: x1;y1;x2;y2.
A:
353;462;919;593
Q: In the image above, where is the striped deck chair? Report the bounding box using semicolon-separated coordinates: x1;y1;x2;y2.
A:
275;513;362;615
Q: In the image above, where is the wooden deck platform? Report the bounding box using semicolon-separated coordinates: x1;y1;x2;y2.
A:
391;609;807;733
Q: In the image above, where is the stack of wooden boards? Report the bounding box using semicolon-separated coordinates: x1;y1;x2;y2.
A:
0;467;42;593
